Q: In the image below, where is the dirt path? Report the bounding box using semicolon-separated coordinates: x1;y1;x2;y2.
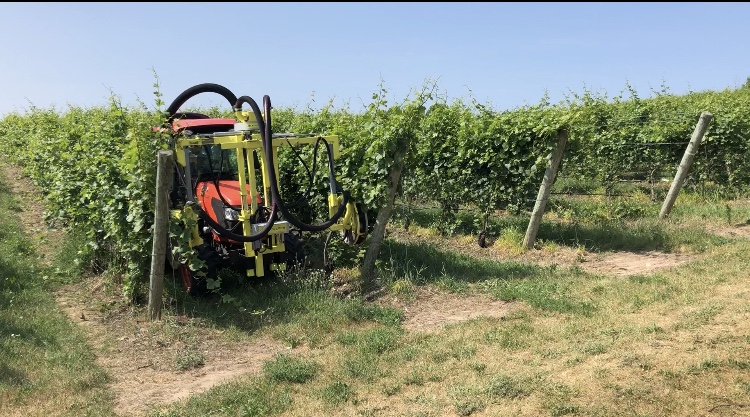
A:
0;162;289;416
397;288;518;333
0;163;65;266
577;250;696;277
53;278;289;416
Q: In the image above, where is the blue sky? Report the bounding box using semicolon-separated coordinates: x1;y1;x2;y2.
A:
1;2;748;115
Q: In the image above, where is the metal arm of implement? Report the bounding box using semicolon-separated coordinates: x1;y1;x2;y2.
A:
166;83;366;284
173;128;366;277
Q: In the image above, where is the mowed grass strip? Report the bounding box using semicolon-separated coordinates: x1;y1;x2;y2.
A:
3;108;749;417
0;165;115;417
154;194;750;417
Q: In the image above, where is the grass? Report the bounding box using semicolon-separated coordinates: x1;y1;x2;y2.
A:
0;166;115;417
481;273;598;316
335;326;402;355
263;353;319;384
6;160;750;417
320;380;354;406
151;190;750;416
174;350;206;371
379;239;544;284
160;267;404;350
399;189;736;254
151;376;292;417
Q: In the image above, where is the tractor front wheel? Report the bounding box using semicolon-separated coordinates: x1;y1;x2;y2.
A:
283;232;306;271
263;232;306;278
179;244;223;297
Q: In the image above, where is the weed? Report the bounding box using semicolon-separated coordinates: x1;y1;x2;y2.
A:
468;362;487;374
450;385;485;416
450;344;477;360
263;353;319;384
404;370;425;386
320;381;354;406
484;322;534;350
382;383;402;396
361;327;402;355
342;353;380;382
583;342;607;356
486;374;533;400
174;350;205;371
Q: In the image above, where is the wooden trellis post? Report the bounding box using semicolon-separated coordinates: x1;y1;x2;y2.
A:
659;112;713;219
148;150;174;321
524;129;568;249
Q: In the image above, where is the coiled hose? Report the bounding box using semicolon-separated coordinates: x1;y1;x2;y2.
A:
261;94;350;232
168;83;277;243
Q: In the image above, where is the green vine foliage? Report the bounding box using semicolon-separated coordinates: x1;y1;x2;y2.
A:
403;94;561;233
0;83;168;301
562;85;750;194
1;80;748;302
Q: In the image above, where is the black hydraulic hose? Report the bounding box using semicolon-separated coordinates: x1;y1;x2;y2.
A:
262;95;349;232
208;147;265;223
191;144;278;243
182;94;278;243
284;136;324;208
322;137;339;195
233;95;266;132
166;83;238;122
194;202;279;243
232;94;273;209
167;85;276;243
203;145;239;212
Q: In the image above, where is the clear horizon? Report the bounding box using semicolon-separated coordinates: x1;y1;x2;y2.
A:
1;2;748;115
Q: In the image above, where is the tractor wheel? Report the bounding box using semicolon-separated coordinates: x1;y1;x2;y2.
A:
259;232;306;279
283;232;306;271
343;203;368;245
178;244;223;297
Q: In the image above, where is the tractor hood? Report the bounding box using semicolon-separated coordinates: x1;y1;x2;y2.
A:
197;180;260;208
195;180;265;243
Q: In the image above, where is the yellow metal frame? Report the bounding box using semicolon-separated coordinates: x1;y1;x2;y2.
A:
173;120;362;277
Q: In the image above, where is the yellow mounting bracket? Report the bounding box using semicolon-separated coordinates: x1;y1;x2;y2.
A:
233;111;262;131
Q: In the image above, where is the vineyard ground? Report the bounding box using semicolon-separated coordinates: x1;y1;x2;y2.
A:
3;161;750;417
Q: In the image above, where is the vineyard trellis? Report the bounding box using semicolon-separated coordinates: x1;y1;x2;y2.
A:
0;80;748;301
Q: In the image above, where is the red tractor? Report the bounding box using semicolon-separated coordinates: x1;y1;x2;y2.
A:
164;83;367;295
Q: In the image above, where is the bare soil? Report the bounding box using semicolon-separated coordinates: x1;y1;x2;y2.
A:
54;280;288;416
577;250;696;277
710;223;750;239
0;163;65;266
397;287;518;333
